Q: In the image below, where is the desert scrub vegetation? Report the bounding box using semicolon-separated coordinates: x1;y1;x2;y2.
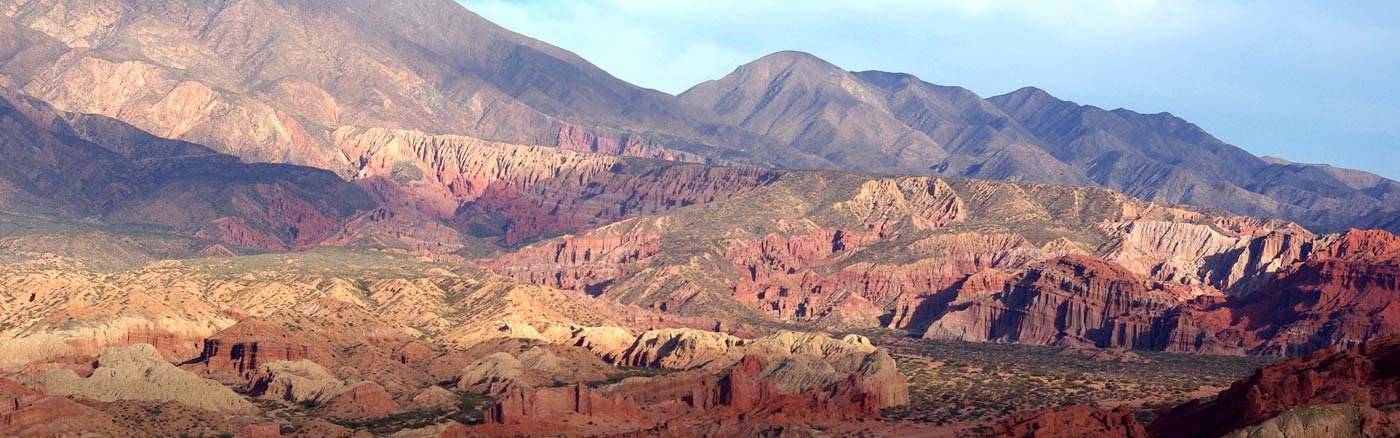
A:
327;390;493;434
862;332;1277;425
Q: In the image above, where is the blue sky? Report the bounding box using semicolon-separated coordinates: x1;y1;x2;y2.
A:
460;0;1400;181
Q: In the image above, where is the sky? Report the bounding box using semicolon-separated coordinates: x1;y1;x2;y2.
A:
459;0;1400;180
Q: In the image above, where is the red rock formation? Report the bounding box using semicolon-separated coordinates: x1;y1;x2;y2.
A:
239;424;282;438
200;217;288;251
922;255;1223;352
0;378;113;436
729;230;1044;323
489;383;641;425
488;233;662;292
336;128;777;247
431;421;473;438
487;353;902;429
392;341;435;367
896;229;1400;356
1193;229;1400;355
323;382;402;420
483;330;907;432
688;355;889;422
195;318;336;377
555;123;670;159
1206;229;1322;295
1152;333;1400;437
260;185;345;250
117;324;213;363
990;405;1148;438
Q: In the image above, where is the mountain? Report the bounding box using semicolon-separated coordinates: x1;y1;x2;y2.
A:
988;87;1400;228
0;0;820;173
1;1;1399;435
0;87;372;252
679;51;1085;184
682;52;1400;230
1335;208;1400;234
1;1;1392;235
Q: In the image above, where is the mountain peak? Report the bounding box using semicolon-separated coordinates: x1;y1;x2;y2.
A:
739;50;845;76
998;86;1059;104
755;50;832;64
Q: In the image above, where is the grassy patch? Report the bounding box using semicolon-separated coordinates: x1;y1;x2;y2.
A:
863;333;1278;425
328;390;494;435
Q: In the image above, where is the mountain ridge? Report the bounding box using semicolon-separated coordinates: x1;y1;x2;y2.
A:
684;50;1400;230
2;1;1392;234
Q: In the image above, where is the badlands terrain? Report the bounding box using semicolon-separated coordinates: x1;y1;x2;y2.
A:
0;0;1398;437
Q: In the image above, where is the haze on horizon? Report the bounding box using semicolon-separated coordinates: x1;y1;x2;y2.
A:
461;0;1400;181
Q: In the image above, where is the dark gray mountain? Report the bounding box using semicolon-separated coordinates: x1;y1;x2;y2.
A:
0;87;373;251
681;51;1399;230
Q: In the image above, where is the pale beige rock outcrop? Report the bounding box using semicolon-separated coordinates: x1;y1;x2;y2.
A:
613;328;910;406
839;177;964;231
456;352;526;394
543;325;636;362
250;360;346;405
494;323;545;341
754;355;842;393
1223;404;1367;438
41;344;256;413
747;331;878;358
457;346;611;394
617;328;747;370
409;386;458;411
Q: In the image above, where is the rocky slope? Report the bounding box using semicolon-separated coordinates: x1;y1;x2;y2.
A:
1182;229;1400;355
488;172;1212;320
478;328;908;435
0;378;129;437
0;0;817;175
992;333;1400;438
1342;210;1400;235
327;127;780;248
485;166;1400;355
0;87;374;251
988;87;1400;229
0;249;613;371
0;248;917;436
679;51;1080;183
1;0;1392;237
682;51;1400;230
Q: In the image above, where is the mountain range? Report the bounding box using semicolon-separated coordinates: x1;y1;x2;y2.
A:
0;0;1394;237
0;0;1398;437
